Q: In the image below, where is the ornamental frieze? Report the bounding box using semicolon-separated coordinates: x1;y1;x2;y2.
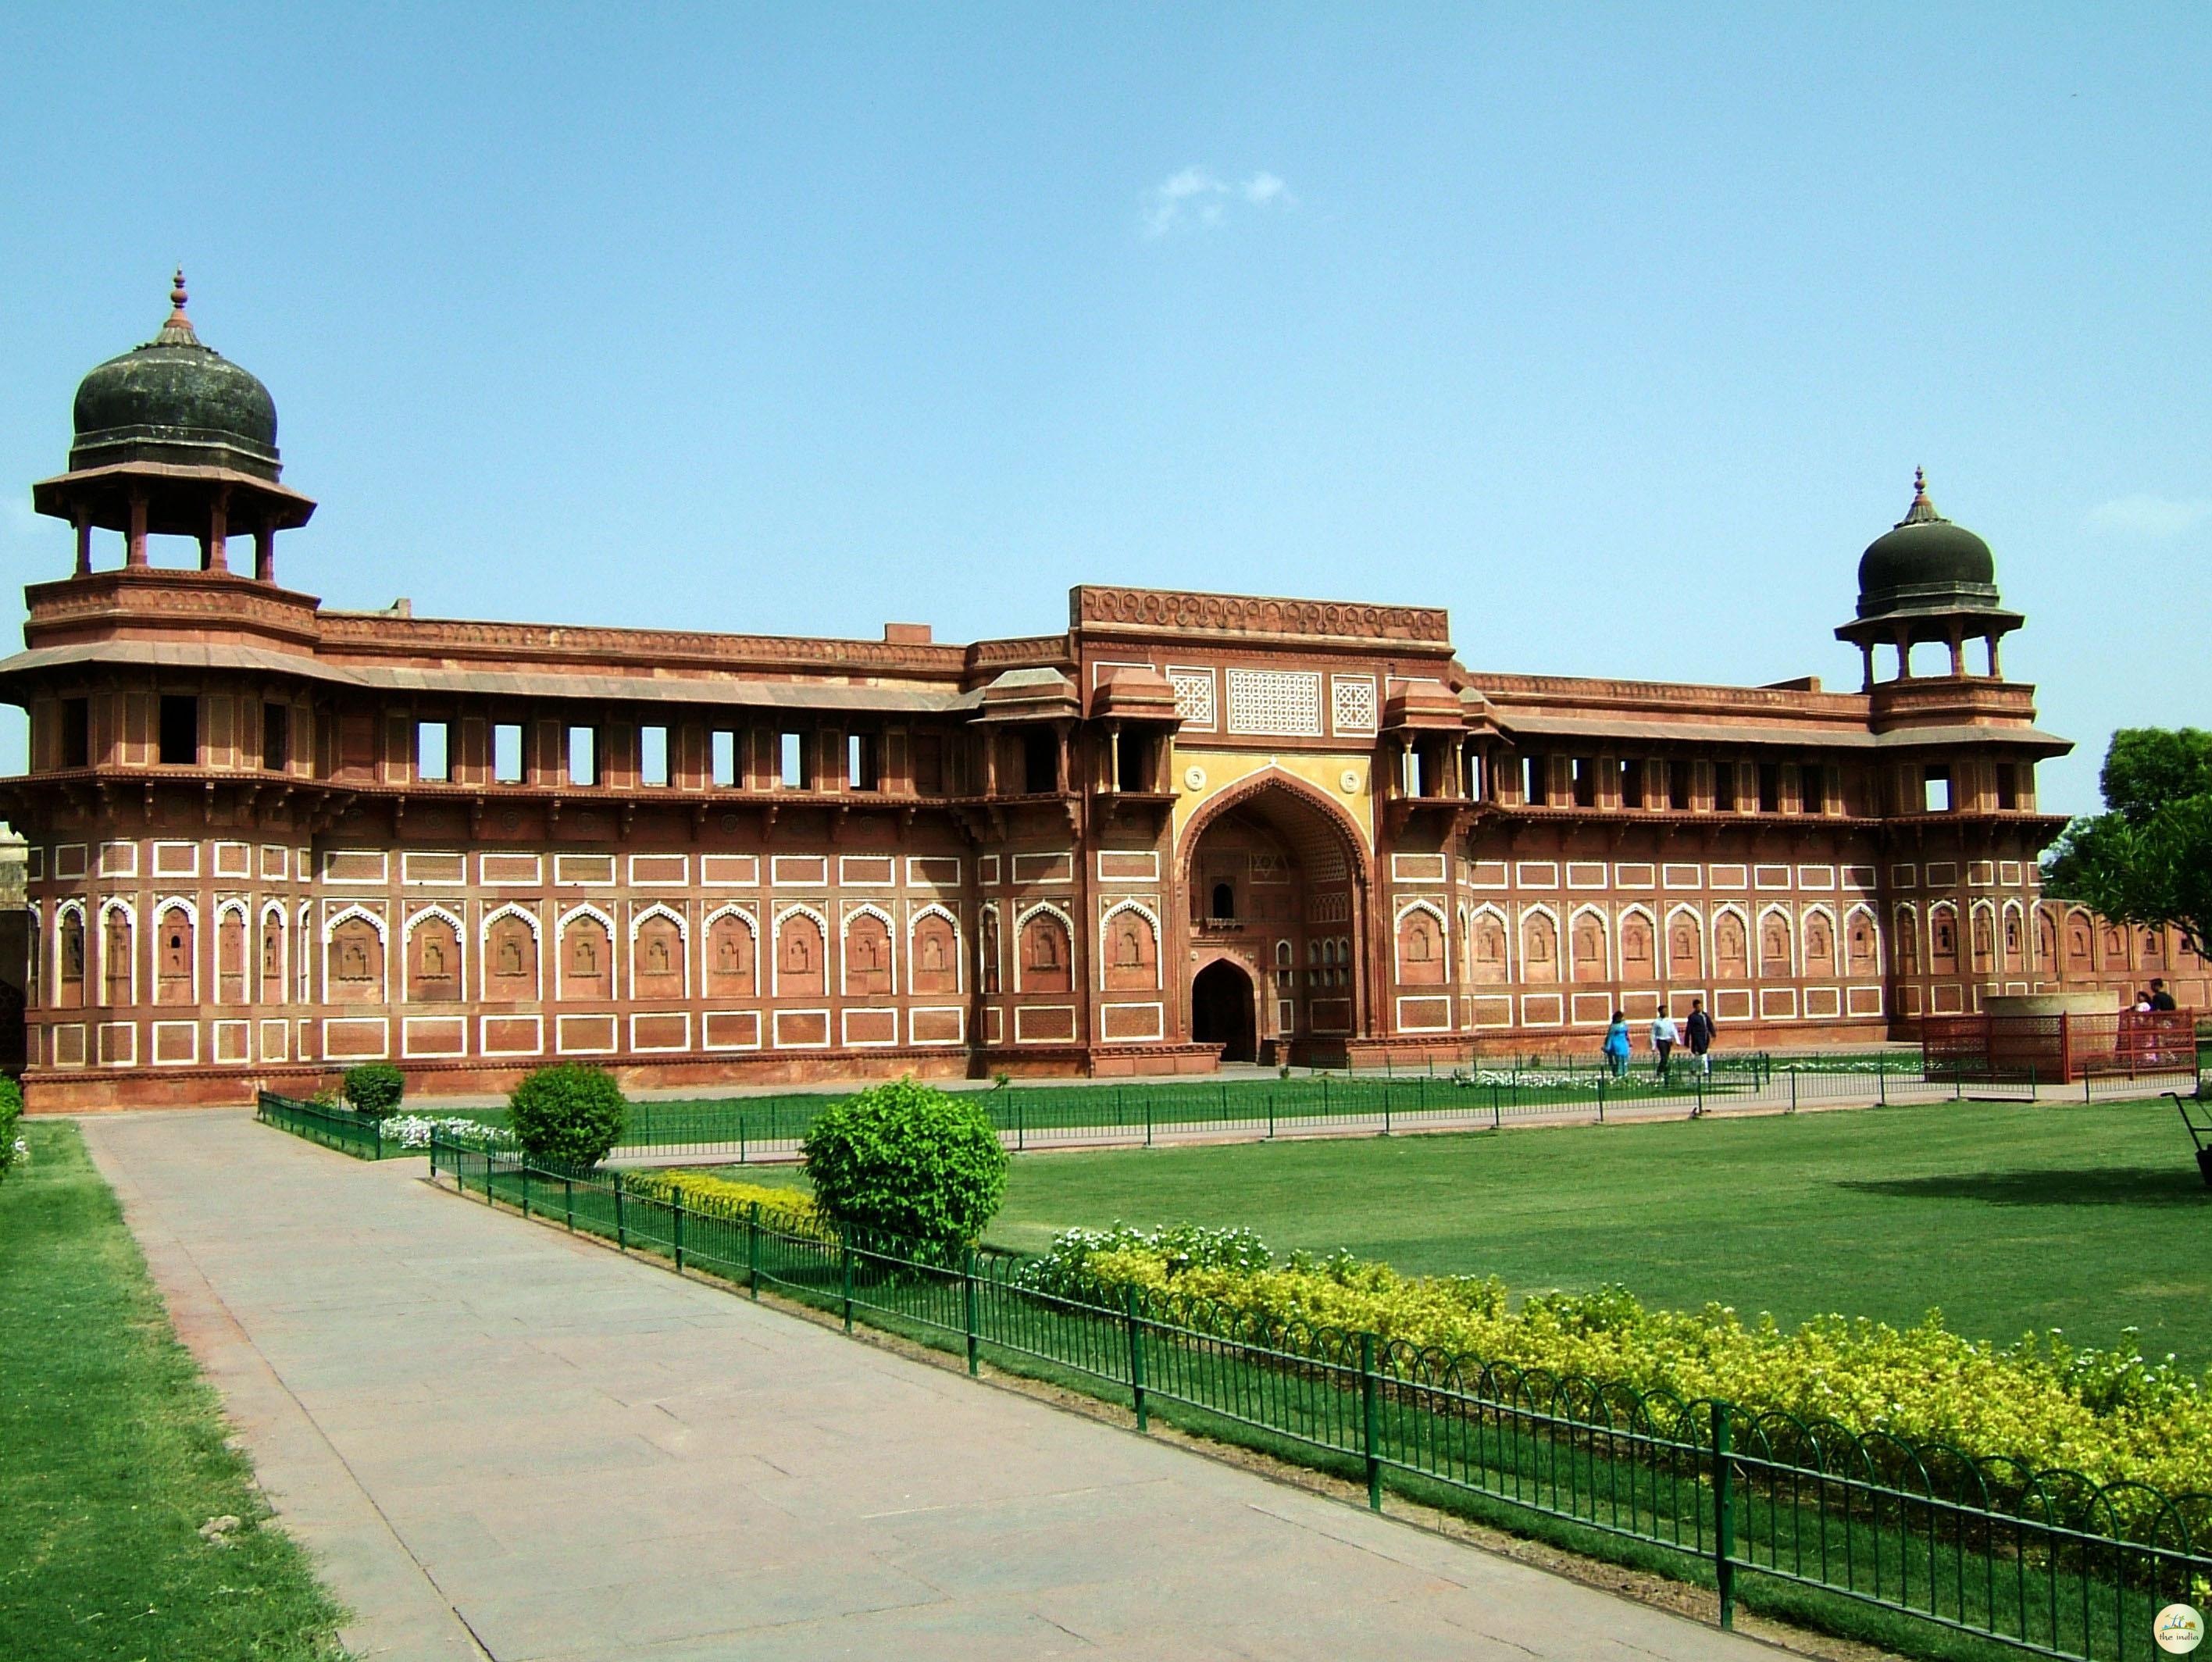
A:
1072;585;1450;644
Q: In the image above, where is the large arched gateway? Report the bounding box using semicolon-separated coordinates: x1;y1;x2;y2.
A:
1179;772;1372;1065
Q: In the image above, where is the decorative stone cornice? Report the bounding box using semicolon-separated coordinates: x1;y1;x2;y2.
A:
1072;585;1451;647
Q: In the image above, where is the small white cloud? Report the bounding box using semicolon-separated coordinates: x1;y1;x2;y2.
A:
2086;494;2212;538
1140;167;1294;237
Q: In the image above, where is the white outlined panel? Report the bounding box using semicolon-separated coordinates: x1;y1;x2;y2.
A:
1099;1001;1165;1043
554;854;617;887
402;851;468;886
480;852;544;886
555;1014;619;1054
701;1010;762;1051
840;1008;901;1048
479;1014;544;1056
909;1005;965;1046
321;1017;390;1060
1013;1004;1079;1043
323;849;388;884
1395;995;1452;1033
772;1008;832;1049
402;1016;468;1058
1097;850;1159;884
630;1012;692;1052
150;1019;199;1066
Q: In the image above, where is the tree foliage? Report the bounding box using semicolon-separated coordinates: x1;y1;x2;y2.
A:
342;1063;405;1119
2044;728;2212;960
801;1077;1008;1251
506;1064;629;1168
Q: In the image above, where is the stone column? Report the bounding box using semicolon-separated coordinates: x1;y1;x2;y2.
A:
1858;641;1875;691
1946;629;1966;679
254;522;276;584
202;487;230;573
125;488;148;569
73;508;91;577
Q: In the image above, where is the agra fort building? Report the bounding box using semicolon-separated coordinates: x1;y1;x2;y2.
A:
4;280;2199;1109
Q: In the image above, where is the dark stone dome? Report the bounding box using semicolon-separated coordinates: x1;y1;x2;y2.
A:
1853;470;1998;620
69;273;281;481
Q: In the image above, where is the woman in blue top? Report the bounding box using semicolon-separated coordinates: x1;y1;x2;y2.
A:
1602;1011;1631;1079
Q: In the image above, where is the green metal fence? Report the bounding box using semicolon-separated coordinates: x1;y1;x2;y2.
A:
428;1133;2212;1660
255;1091;392;1157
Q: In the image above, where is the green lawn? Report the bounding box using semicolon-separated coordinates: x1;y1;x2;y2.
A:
0;1121;347;1662
719;1097;2212;1368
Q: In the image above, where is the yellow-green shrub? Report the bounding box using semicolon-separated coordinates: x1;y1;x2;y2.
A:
1067;1241;2212;1528
625;1170;823;1238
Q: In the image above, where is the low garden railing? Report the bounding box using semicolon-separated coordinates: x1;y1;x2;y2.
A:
255;1091;391;1157
262;1045;2205;1168
427;1132;2212;1661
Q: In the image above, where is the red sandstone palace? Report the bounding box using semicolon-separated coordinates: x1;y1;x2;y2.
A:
4;280;2200;1109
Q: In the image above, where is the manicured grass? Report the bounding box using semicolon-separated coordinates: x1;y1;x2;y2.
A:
0;1122;347;1662
714;1097;2212;1367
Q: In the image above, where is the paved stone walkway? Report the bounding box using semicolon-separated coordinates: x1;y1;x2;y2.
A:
82;1110;1779;1661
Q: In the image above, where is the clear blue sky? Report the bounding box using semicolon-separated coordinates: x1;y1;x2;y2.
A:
3;5;2206;813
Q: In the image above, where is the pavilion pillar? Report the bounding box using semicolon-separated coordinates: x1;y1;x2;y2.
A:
254;522;276;584
73;508;91;577
1985;633;2003;679
125;487;148;569
1858;641;1875;691
202;487;230;573
1946;629;1966;679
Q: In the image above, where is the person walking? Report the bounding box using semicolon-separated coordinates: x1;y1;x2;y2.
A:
1603;1011;1632;1079
1685;997;1715;1076
1650;1009;1680;1082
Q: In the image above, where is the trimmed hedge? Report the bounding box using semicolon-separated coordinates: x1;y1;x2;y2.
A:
623;1169;822;1237
1032;1225;2212;1535
343;1063;405;1119
508;1065;628;1167
801;1077;1007;1250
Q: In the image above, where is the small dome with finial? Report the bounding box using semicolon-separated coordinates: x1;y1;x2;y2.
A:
69;270;282;480
1852;469;1999;620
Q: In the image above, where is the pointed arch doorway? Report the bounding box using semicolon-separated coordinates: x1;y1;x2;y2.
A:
1191;958;1258;1062
1179;771;1370;1065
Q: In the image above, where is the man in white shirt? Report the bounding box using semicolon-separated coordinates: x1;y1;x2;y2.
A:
1650;1011;1680;1082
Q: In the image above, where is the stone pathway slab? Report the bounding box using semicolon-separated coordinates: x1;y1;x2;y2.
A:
82;1109;1780;1661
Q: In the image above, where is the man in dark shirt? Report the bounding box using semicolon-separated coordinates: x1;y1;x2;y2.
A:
1685;998;1716;1075
2148;978;2178;1012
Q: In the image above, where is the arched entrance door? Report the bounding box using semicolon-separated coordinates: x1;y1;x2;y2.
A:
1192;958;1257;1062
1181;774;1368;1063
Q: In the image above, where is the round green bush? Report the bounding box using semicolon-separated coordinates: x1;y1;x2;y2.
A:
507;1065;628;1167
801;1077;1008;1251
344;1062;405;1119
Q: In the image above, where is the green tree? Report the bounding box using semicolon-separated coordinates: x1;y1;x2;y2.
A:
801;1077;1008;1252
2044;728;2212;962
